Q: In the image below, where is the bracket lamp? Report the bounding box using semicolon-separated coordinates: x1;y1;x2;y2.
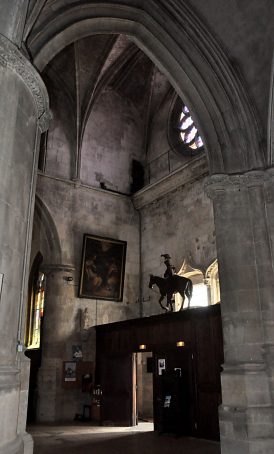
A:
139;344;147;350
176;341;185;347
64;276;73;282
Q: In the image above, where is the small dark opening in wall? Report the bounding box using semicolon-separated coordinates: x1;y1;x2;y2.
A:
147;357;153;373
131;159;144;194
38;132;48;172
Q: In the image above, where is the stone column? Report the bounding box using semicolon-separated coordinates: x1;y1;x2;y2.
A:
37;265;79;422
205;171;274;454
263;168;274;403
0;0;29;47
0;33;49;454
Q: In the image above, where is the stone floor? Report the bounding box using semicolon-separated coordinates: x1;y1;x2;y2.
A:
28;422;221;454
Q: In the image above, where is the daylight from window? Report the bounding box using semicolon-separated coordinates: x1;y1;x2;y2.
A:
175;282;208;309
179;105;203;150
190;283;208;307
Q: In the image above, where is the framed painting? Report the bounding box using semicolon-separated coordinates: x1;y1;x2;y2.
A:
79;234;127;301
64;361;76;382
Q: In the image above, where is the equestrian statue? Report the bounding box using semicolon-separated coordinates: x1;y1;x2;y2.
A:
148;254;193;312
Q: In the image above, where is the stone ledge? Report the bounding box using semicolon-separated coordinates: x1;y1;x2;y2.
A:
132;155;208;209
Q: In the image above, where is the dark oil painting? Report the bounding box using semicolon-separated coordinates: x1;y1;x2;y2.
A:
79;234;127;301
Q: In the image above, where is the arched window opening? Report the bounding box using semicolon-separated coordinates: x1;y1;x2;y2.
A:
205;260;220;305
178;104;203;151
38;131;48;172
25;254;45;350
175;262;208;309
168;96;204;158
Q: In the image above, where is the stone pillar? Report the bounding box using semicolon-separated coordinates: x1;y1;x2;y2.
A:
16;353;33;454
205;172;274;454
0;33;49;454
263;168;274;403
0;0;29;47
37;265;80;422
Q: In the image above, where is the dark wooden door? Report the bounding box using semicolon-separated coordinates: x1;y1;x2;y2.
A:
100;353;135;426
153;348;196;436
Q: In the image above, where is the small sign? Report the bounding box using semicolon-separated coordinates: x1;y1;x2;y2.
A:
72;345;83;361
64;362;76;381
158;358;166;375
164;395;171;408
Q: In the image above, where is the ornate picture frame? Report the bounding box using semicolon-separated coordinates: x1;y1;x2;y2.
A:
79;234;127;301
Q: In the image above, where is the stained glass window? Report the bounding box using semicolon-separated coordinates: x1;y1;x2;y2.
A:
178;104;203;151
26;272;45;350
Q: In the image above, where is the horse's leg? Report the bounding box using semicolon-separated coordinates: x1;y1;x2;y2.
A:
167;293;173;312
187;292;190;308
185;281;192;308
170;297;174;312
179;292;185;311
159;294;168;311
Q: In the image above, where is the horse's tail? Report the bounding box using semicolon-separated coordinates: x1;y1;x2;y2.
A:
186;279;193;302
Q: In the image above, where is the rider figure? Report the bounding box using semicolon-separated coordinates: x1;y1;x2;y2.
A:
161;254;175;279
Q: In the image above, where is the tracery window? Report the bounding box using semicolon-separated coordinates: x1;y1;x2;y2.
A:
205;260;220;305
178;105;203;151
25;262;45;350
175;264;208;309
168;96;204;157
174;260;220;309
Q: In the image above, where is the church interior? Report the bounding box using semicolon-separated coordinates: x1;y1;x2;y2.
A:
0;1;274;453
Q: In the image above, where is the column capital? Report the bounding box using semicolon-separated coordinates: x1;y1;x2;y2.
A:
266;166;274;182
204;170;267;199
0;33;51;132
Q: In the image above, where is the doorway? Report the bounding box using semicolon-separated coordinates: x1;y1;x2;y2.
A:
100;353;137;426
135;348;196;436
96;306;222;438
136;352;154;423
153;348;196;436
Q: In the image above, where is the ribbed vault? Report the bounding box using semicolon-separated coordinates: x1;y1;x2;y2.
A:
25;0;265;174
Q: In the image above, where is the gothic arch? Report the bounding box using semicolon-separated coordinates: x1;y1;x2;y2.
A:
33;195;62;265
27;1;264;174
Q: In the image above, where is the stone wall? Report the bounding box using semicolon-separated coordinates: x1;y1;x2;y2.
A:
32;175;140;421
28;26;216;423
146;90;190;184
31;153;214;421
139;175;216;317
81;90;144;194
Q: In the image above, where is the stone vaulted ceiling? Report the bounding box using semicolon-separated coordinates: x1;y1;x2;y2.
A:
22;0;274;174
42;33;173;168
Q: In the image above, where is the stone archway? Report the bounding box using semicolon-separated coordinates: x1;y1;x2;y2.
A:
25;3;274;453
0;2;273;453
33;196;62;266
27;0;264;175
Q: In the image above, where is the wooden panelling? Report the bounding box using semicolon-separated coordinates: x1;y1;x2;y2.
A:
95;304;223;439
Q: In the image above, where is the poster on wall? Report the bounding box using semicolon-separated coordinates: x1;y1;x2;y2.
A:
64;362;76;382
72;345;83;361
158;358;166;375
78;234;127;302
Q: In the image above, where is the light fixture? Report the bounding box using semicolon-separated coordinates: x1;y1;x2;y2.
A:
64;276;73;282
139;344;146;350
176;341;185;347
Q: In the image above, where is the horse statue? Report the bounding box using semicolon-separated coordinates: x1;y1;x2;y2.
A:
148;274;193;312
